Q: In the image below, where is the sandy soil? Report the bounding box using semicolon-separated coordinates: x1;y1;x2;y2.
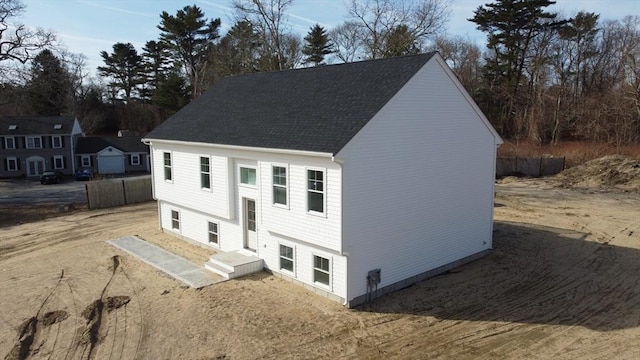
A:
1;177;639;359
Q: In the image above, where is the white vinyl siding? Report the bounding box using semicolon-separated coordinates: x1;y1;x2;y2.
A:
26;136;42;149
163;152;172;181
338;57;498;302
272;165;287;206
4;137;15;149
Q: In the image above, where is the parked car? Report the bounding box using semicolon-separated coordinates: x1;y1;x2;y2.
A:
75;167;94;181
40;171;64;184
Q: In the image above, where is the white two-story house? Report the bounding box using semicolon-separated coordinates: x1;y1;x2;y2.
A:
143;53;502;306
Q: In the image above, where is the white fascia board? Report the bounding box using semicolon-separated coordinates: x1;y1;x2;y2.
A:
141;138;335;158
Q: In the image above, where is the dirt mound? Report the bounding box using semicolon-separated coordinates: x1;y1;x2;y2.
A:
555;155;640;190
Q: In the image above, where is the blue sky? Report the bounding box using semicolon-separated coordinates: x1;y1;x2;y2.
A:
19;0;640;76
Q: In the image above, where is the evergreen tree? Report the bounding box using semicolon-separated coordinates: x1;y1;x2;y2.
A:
26;49;70;115
141;40;172;101
302;24;333;66
382;25;421;58
215;20;262;76
97;42;144;102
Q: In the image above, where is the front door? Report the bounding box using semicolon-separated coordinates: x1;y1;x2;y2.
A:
26;157;45;177
244;198;257;251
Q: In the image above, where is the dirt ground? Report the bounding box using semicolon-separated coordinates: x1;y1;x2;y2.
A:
1;164;639;359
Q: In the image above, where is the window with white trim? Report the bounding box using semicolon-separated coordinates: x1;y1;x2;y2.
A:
279;245;294;272
272;166;287;206
81;155;91;167
53;155;64;169
200;157;211;189
4;137;15;149
313;255;330;286
307;169;324;213
208;221;218;244
240;167;256;186
52;136;62;148
164;152;172;181
131;154;140;165
26;136;42;149
7;157;18;171
171;210;180;230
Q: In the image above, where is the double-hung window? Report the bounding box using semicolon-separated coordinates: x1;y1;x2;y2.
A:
52;136;62;148
240;167;256;186
131;154;140;165
53;155;64;169
7;157;18;171
81;155;91;167
272;166;287;206
26;136;42;149
200;157;211;189
307;169;324;214
163;152;172;181
208;221;219;244
279;245;294;272
171;210;180;230
313;255;330;286
4;137;15;149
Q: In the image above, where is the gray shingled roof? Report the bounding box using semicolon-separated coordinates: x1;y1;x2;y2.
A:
145;53;436;154
0;116;76;135
76;136;149;154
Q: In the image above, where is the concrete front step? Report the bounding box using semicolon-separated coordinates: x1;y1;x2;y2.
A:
204;250;264;280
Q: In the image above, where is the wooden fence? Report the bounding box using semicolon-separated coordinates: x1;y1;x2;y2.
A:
496;156;565;178
86;176;152;209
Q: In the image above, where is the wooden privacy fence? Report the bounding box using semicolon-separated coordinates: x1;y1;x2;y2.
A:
496;156;565;178
86;176;152;209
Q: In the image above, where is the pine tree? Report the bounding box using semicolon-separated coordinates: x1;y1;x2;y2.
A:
26;49;71;115
302;24;334;66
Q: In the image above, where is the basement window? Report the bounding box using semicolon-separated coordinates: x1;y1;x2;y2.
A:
171;210;180;230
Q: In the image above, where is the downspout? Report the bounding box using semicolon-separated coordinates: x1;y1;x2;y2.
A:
490;142;501;249
332;155;349;306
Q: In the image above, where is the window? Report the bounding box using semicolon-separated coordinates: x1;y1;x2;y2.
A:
4;137;15;149
52;136;62;148
163;152;172;181
8;124;17;130
7;157;18;171
53;124;62;130
272;166;287;206
279;245;294;272
313;255;330;285
53;155;64;169
200;157;211;189
307;170;324;213
131;154;140;166
26;136;42;149
240;167;256;186
171;210;180;230
81;155;91;167
208;222;219;244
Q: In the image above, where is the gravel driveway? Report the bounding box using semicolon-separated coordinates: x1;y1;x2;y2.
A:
0;177;87;206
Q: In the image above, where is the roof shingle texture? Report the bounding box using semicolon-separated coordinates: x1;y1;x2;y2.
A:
0;116;76;135
76;136;149;154
145;53;436;154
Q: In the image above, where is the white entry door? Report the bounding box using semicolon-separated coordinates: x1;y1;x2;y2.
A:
27;157;45;177
244;198;257;251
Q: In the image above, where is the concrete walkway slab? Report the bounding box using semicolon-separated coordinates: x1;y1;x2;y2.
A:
108;236;222;288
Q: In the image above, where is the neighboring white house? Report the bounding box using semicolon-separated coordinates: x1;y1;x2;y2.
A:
143;53;502;307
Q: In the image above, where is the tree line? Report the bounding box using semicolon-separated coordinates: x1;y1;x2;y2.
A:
0;0;638;145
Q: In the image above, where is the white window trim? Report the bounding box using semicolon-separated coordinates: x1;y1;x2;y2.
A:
306;167;327;217
170;209;180;232
238;165;257;188
4;136;15;149
278;243;295;275
53;155;64;169
208;220;219;246
272;164;289;209
131;153;141;166
81;155;91;167
200;156;211;191
163;151;173;183
26;136;42;149
7;156;18;171
52;136;62;149
312;253;332;289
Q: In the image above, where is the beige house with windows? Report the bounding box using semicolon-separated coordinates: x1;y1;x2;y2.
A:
0;116;83;178
143;53;502;306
